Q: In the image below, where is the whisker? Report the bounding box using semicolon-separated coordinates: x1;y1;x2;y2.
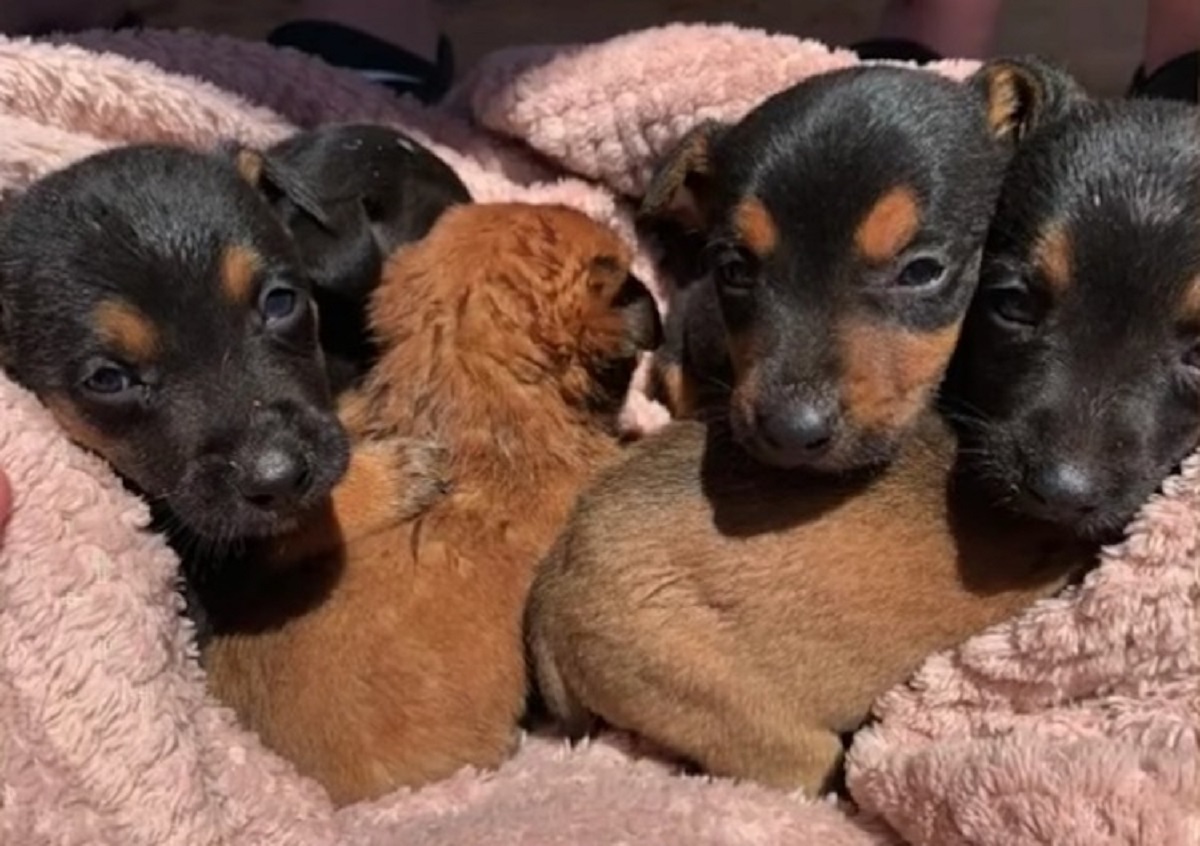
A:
699;373;733;392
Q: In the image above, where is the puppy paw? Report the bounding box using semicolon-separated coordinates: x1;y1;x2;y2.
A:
262;436;450;568
619;390;673;439
615;355;673;438
378;435;452;521
337;435;450;532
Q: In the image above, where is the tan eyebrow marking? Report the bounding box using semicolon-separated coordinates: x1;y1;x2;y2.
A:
854;186;921;264
93;300;159;362
220;244;263;305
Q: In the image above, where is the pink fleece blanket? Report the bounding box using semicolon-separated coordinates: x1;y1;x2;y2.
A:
0;25;1196;846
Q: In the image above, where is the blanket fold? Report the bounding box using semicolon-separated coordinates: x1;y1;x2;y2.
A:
0;23;1195;846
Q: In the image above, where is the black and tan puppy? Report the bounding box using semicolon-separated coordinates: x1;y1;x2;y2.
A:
944;89;1200;541
527;59;1097;797
0;134;468;648
642;59;1071;472
0;144;351;546
238;123;472;392
0;125;468;535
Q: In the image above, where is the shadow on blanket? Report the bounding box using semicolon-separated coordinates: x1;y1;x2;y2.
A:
0;24;1196;846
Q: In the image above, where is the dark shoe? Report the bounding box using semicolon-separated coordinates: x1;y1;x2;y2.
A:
267;20;455;105
850;37;943;65
1129;51;1199;104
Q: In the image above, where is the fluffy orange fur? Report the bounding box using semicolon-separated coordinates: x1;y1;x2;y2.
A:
202;203;660;806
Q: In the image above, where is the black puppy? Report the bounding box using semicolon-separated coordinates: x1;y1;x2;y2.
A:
237;123;472;392
640;60;1063;473
0;144;351;546
945;86;1200;540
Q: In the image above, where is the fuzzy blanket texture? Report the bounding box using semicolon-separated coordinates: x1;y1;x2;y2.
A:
0;24;1196;846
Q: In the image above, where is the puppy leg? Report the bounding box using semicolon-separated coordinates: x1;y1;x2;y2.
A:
563;618;843;795
611;673;844;795
697;720;845;796
525;538;600;737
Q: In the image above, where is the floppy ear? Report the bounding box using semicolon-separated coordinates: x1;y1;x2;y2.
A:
222;140;380;299
223;141;334;229
639;120;727;231
970;55;1087;144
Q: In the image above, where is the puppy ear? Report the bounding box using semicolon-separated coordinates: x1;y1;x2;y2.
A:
640;120;727;231
222;140;380;302
219;140;330;224
970;55;1086;144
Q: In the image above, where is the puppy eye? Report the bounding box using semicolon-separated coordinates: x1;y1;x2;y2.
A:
711;245;757;294
985;282;1040;329
894;256;946;289
261;286;298;321
81;360;137;397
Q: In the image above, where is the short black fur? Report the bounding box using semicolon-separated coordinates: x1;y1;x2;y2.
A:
640;62;1046;473
244;123;472;393
0;144;352;549
945;93;1200;540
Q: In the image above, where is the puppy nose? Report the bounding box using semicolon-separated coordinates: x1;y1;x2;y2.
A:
236;447;312;509
1027;462;1100;517
760;403;838;455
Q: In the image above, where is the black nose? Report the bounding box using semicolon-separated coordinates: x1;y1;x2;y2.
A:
1026;462;1100;518
235;447;313;509
759;402;838;456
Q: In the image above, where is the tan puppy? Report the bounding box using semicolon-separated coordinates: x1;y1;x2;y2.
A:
526;413;1088;796
201;203;663;806
524;59;1092;794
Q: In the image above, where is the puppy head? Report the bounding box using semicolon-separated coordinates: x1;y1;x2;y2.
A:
641;60;1075;473
369;202;662;414
230;124;472;393
0;144;350;540
947;94;1200;540
234;123;472;298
